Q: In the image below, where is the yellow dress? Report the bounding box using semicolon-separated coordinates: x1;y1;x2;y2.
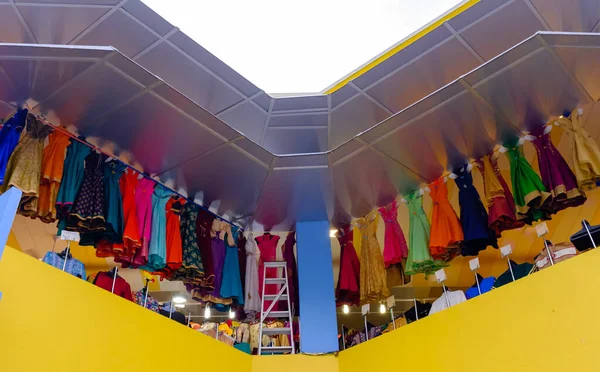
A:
356;211;389;305
557;107;600;189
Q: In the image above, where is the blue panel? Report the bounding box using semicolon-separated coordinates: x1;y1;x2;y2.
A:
297;221;338;354
0;187;22;300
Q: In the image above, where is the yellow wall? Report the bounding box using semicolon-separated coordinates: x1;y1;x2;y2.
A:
0;247;251;372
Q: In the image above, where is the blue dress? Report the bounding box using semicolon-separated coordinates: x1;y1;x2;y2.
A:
0;109;27;184
140;185;173;272
454;167;498;256
220;225;244;304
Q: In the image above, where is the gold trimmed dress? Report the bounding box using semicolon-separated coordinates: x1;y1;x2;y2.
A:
356;211;389;304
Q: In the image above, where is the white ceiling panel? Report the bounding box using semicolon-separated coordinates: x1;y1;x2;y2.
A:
330;94;390;148
217;101;266;143
530;0;600;32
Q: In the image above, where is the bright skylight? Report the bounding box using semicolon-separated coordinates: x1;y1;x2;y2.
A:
142;0;464;94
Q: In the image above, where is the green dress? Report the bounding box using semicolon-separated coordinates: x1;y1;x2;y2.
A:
405;191;447;275
504;139;552;223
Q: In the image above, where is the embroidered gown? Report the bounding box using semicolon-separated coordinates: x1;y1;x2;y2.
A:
36;130;71;223
405;191;446;275
335;225;360;307
504;139;552;223
428;178;462;261
454;167;498;256
531;125;586;212
170;203;204;284
356;211;389;304
476;154;525;237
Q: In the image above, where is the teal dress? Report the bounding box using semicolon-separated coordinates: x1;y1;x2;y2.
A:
140;185;173;272
220;225;244;304
101;161;127;243
405;191;447;275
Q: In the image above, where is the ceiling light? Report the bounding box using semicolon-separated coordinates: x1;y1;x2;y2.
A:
330;229;338;238
342;304;350;314
204;305;211;319
229;309;235;319
172;294;186;304
379;304;386;314
175;303;185;309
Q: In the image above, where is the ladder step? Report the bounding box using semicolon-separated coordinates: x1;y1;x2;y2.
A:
265;278;286;284
264;294;288;301
261;327;292;335
263;311;290;318
264;261;287;268
261;346;293;354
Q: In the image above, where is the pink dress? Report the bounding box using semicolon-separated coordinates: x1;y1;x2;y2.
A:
131;178;155;267
377;200;408;267
256;233;280;312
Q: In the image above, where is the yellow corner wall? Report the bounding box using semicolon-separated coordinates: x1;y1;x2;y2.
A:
339;249;600;372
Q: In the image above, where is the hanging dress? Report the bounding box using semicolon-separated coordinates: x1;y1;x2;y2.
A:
377;200;408;266
283;231;299;315
1;114;53;214
66;152;107;243
221;225;244;304
95;161;127;254
171;203;204;284
504;139;552;223
130;178;154;268
476;154;525;237
36;130;71;223
112;169;141;264
200;220;233;307
55;139;91;234
140;185;173;272
154;197;184;279
256;233;281;311
238;233;247;296
531;125;586;212
355;211;389;304
335;225;360;307
556;107;600;190
0;109;27;185
454;167;498;256
405;191;446;275
428;178;462;261
196;208;216;289
244;232;261;314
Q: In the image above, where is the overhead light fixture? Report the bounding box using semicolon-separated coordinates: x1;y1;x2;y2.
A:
330;229;338;238
342;304;350;314
175;303;185;309
379;304;386;314
229;309;235;319
172;294;186;304
204;305;211;319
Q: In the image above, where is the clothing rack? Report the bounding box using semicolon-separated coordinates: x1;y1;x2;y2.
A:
2;106;242;231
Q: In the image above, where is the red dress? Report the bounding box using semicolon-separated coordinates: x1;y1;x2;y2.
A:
377;200;408;267
335;225;360;306
256;233;280;312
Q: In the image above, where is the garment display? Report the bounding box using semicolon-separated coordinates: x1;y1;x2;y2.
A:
282;231;298;314
133;289;159;312
171;203;204;283
428;178;462;261
476;154;525;237
465;275;495;299
256;233;281;311
405;191;446;275
504;139;552;223
140;185;173;272
355;211;389;304
93;269;133;301
221;225;244;304
131;177;155;267
556;108;600;189
1;114;52;215
36;130;71;223
238;233;247;295
494;261;534;288
101;161;127;244
335;225;360;307
0;108;26;184
535;241;578;270
196;208;216;289
42;248;86;279
200;220;234;306
112;169;141;264
428;290;467;315
531;125;586;212
244;232;261;314
454;167;498;256
378;200;408;266
154;197;184;279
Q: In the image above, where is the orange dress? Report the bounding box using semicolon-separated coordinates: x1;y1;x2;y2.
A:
36;130;71;223
154;197;184;279
428;178;463;261
112;169;141;261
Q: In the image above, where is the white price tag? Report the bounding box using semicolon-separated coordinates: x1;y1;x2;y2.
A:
469;257;480;271
60;230;80;242
435;269;447;283
536;222;549;237
361;304;370;315
386;295;395;309
500;244;512;257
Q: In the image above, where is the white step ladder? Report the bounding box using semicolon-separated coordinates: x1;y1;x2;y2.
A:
258;261;295;355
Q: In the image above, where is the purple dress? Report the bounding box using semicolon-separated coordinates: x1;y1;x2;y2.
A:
531;126;586;212
209;233;226;299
